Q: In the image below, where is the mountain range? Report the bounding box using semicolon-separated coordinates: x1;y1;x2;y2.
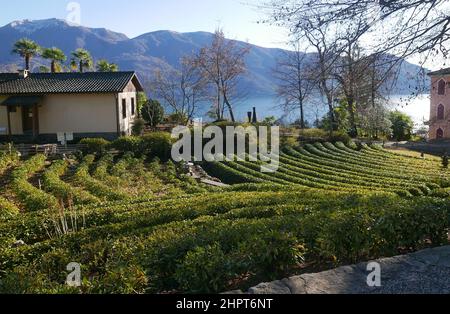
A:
0;18;429;99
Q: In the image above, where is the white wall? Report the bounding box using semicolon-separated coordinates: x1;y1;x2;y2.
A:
1;90;138;136
39;93;117;134
117;81;138;135
0;102;23;135
117;92;138;135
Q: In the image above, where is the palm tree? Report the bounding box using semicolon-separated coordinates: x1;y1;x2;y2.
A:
42;47;66;73
12;38;41;70
70;48;93;73
96;59;119;72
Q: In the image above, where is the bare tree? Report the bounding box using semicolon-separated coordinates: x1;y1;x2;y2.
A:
263;0;450;62
194;29;251;122
333;39;402;137
149;56;208;124
273;44;315;129
262;2;401;137
303;26;340;133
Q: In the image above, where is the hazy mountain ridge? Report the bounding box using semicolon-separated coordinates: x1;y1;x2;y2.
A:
0;18;428;97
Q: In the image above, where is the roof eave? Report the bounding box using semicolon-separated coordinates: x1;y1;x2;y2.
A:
132;73;145;92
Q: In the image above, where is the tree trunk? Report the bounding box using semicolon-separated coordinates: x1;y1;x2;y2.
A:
347;98;358;137
79;61;83;73
216;85;221;120
299;98;305;129
51;61;56;73
223;94;236;122
25;56;30;71
327;96;335;135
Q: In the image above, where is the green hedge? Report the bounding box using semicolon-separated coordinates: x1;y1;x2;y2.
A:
0;196;19;220
10;155;59;212
0;191;448;293
79;138;111;155
110;132;173;160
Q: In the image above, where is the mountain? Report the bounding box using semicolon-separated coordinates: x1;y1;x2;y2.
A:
0;18;428;98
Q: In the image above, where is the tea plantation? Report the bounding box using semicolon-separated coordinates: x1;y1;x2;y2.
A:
0;142;449;293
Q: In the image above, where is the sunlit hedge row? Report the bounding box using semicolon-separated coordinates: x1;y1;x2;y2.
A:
207;142;449;196
42;160;99;205
0;190;448;293
10;155;59;212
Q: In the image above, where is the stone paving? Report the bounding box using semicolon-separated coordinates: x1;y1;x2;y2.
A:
230;246;450;294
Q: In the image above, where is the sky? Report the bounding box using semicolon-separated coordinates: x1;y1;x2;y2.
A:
0;0;289;49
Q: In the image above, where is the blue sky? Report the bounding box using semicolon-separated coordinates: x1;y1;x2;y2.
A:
0;0;289;48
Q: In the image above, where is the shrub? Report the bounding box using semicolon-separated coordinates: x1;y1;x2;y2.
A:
141;132;173;161
281;136;299;149
79;138;110;155
166;112;188;125
0;150;19;174
430;188;450;198
174;243;230;293
409;187;424;196
443;154;449;169
42;160;99;205
110;136;143;156
131;118;146;136
233;231;305;279
346;140;358;150
10;154;59;211
330;131;351;144
299;128;328;139
141;99;164;128
317;209;374;262
73;155;128;201
0;196;19;220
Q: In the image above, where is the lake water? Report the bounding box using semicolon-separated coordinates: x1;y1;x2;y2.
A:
198;94;431;129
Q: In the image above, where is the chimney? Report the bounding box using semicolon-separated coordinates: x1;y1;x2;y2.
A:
252;107;258;124
18;69;29;79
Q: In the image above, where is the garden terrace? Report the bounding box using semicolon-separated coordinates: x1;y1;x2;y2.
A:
204;142;450;197
0;141;449;294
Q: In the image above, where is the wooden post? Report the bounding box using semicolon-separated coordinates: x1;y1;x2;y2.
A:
6;107;12;138
32;104;39;138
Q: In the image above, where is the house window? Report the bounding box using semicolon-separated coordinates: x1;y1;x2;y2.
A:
438;104;445;120
122;99;127;119
438;79;446;95
131;98;135;116
437;128;444;139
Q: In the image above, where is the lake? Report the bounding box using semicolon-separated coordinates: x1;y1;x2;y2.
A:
197;94;431;129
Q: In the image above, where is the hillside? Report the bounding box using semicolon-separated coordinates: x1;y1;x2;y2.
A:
0;18;429;98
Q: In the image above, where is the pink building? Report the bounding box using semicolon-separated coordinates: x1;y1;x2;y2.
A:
428;69;450;140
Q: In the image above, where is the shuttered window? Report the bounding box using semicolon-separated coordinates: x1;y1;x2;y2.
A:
122;99;127;119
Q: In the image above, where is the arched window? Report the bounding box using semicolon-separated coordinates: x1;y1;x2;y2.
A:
438;104;445;120
438;79;446;95
437;128;444;139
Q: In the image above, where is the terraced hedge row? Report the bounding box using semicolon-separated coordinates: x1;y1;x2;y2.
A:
72;155;129;201
1;141;449;294
0;151;213;214
10;155;59;212
0;189;448;293
206;142;450;196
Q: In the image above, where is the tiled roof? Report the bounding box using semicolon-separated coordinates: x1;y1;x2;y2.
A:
428;68;450;76
0;73;21;83
0;72;144;94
